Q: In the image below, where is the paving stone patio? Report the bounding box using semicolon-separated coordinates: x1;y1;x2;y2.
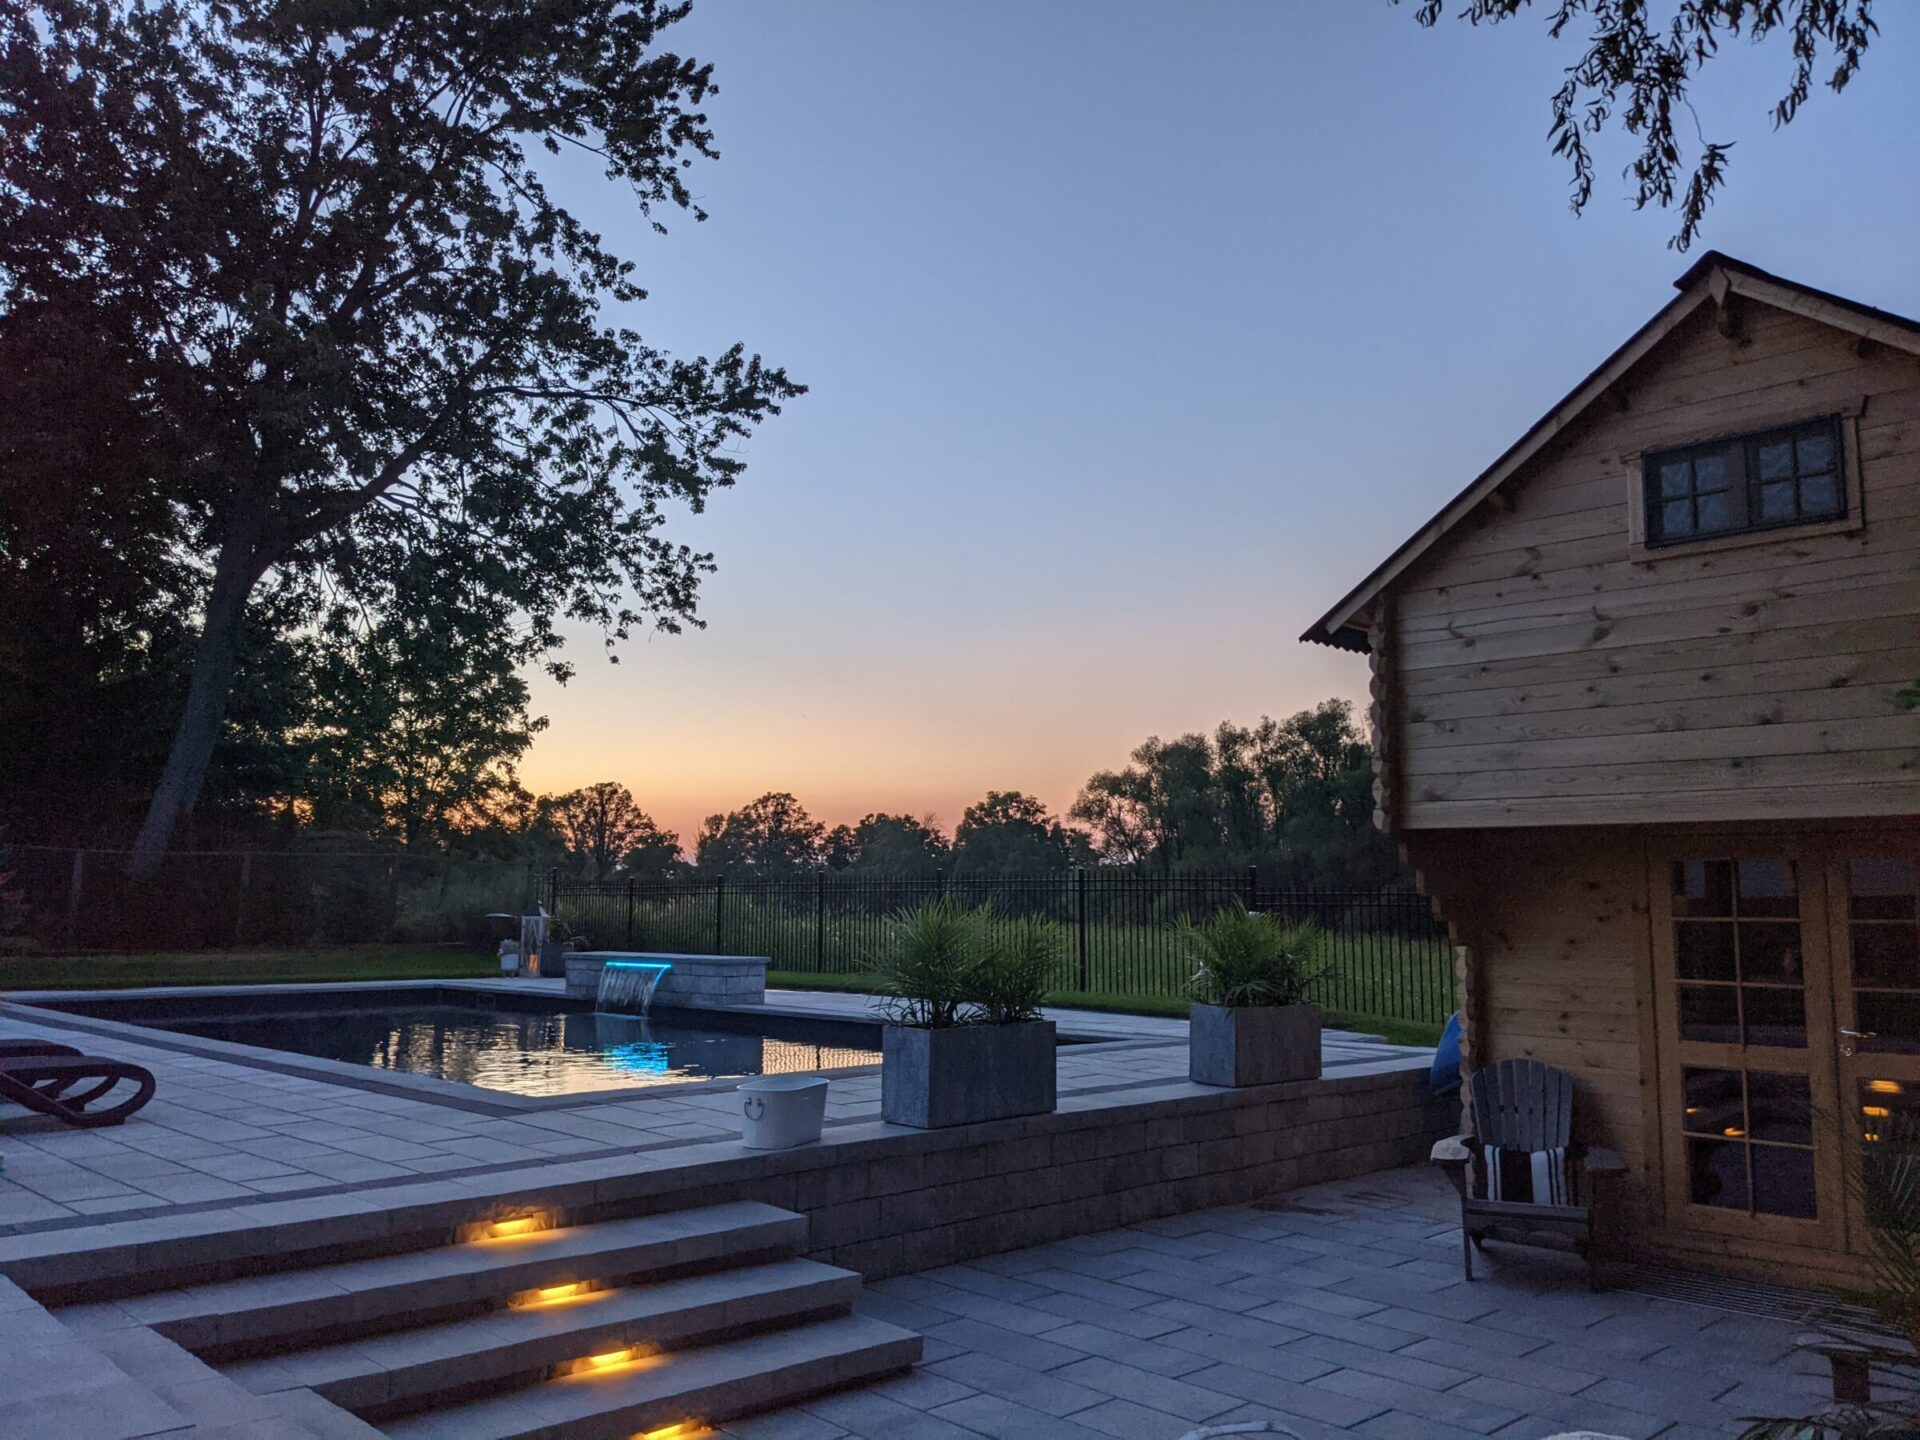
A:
724;1166;1831;1440
0;983;1422;1233
0;984;1834;1438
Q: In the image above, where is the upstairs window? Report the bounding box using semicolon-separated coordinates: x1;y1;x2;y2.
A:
1645;416;1846;546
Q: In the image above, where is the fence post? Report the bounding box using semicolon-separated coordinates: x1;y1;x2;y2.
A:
625;879;636;946
65;848;85;952
1075;868;1089;992
1245;864;1259;912
934;867;945;902
547;868;559;915
233;852;252;950
714;875;727;952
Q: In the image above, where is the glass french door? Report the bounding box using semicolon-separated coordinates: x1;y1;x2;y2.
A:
1651;844;1846;1249
1653;836;1920;1256
1826;844;1920;1257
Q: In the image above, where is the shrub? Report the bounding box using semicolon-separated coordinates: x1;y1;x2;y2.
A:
1181;905;1324;1008
872;900;1062;1028
392;873;526;948
873;899;975;1028
967;912;1061;1025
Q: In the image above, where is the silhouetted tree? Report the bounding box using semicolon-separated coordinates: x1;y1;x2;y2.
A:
823;813;951;875
305;571;543;850
951;791;1089;877
547;783;667;878
621;822;688;884
0;1;800;874
1070;700;1399;889
1395;0;1879;250
696;793;825;877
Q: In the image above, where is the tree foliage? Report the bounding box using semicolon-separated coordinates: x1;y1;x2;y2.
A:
301;562;544;848
1399;1;1878;250
546;781;674;878
824;813;951;875
951;790;1091;877
0;0;800;871
1070;701;1395;888
695;792;826;877
620;818;687;884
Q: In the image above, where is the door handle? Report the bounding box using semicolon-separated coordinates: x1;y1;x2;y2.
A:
1840;1027;1877;1058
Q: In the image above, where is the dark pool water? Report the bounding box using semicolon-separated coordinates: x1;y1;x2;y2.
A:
149;1004;881;1097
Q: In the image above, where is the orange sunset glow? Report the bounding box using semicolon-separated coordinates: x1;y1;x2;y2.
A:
517;614;1373;845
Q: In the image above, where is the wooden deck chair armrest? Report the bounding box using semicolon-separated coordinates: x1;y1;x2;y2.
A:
1580;1146;1627;1176
1430;1135;1476;1167
1797;1334;1872;1359
1799;1326;1918;1360
1797;1332;1887;1405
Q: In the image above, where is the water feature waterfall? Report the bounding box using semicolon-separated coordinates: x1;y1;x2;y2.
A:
595;961;670;1017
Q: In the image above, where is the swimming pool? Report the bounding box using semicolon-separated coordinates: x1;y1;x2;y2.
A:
34;988;885;1098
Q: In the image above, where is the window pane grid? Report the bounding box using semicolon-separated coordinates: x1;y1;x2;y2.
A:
1680;1065;1816;1219
1645;417;1845;547
1672;859;1806;1048
1847;859;1920;1054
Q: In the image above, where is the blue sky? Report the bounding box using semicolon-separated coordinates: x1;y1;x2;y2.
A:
521;1;1920;842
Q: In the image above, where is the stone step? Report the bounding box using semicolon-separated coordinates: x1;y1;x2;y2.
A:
86;1322;384;1439
224;1257;863;1417
0;1152;770;1305
380;1313;922;1440
119;1201;806;1356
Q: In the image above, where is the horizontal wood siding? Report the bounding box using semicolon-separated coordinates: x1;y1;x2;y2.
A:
1412;823;1889;1287
1407;828;1658;1251
1390;303;1920;829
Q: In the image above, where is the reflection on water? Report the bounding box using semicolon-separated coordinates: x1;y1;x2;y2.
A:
152;1005;880;1097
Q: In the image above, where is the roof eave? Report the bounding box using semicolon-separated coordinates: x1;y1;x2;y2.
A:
1299;619;1369;653
1298;255;1920;651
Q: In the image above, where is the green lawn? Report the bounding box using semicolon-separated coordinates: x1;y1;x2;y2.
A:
1;944;494;991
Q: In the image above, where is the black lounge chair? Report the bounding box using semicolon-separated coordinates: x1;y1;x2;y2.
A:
0;1040;84;1059
0;1052;156;1128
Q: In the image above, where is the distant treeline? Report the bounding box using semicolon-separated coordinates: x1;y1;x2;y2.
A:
546;698;1401;892
2;651;1399;892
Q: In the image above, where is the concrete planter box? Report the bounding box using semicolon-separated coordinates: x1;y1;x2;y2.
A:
881;1020;1057;1129
1189;1002;1321;1087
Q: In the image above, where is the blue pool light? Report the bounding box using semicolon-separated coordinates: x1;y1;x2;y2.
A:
604;1039;672;1075
605;961;672;972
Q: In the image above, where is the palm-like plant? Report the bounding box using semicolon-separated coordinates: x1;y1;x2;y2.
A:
873;899;976;1029
1181;905;1325;1009
968;913;1062;1026
873;901;1064;1027
1738;1113;1920;1440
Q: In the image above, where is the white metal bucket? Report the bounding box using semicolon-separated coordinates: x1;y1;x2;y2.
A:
739;1075;829;1150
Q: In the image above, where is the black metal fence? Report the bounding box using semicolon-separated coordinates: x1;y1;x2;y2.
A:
548;870;1456;1027
5;844;542;953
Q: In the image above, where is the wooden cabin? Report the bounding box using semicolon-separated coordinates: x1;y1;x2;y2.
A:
1304;253;1920;1286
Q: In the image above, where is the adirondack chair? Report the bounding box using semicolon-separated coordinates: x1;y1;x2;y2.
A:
1430;1058;1625;1288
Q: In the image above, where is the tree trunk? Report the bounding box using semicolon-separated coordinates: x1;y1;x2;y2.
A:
128;513;271;879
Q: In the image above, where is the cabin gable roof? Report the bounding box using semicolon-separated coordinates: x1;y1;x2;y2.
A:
1302;253;1920;653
